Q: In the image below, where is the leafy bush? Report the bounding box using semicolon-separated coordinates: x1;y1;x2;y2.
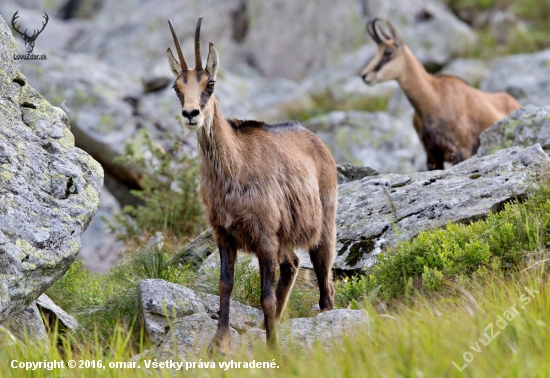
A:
335;182;550;305
107;129;206;240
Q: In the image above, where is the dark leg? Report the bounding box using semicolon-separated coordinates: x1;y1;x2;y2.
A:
275;251;300;322
427;152;444;171
208;229;237;356
309;239;335;311
258;251;278;348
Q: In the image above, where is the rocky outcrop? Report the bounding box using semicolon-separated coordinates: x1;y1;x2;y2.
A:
137;279;368;358
137;279;263;345
156;313;241;358
36;294;79;332
243;309;369;352
480;48;550;106
477;105;550;157
5;303;48;341
305;111;427;174
0;15;103;323
244;0;365;80
336;144;550;270
4;294;78;341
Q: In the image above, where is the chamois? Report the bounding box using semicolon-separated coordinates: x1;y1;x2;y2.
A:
361;19;520;170
166;18;337;354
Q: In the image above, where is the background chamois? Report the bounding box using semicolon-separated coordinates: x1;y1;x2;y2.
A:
361;19;520;170
166;17;337;354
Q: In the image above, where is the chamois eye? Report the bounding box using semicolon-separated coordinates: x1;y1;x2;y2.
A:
384;49;393;57
207;81;215;91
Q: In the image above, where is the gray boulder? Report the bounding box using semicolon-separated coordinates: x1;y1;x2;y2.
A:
176;146;550;273
156;312;241;359
244;0;365;80
243;309;369;352
36;294;79;332
202;294;263;333
68;0;245;79
305;111;426;174
336;144;550;270
137;279;263;344
477;105;550;157
3;303;48;341
140;280;369;358
480;49;550;105
137;279;206;345
0;15;102;323
337;163;379;184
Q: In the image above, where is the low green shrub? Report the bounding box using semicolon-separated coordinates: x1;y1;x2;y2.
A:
335;182;550;306
107;129;206;240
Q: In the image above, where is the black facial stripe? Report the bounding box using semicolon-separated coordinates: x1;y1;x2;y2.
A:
182;72;188;84
374;53;392;72
196;70;205;82
200;90;212;108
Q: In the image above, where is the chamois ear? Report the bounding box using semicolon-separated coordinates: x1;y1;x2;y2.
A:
166;48;182;77
206;42;219;79
386;21;404;48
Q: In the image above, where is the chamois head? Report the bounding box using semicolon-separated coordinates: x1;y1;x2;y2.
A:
361;19;405;86
167;17;219;131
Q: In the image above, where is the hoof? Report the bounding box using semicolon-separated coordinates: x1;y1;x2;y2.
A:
208;338;229;357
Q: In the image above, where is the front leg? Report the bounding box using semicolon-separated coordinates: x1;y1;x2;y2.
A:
208;228;237;356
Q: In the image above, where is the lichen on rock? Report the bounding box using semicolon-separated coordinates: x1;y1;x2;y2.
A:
0;14;103;323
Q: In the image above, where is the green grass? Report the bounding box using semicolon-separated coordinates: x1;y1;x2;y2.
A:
445;0;550;59
3;269;550;377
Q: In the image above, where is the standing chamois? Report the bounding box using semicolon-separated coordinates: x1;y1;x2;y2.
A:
361;19;520;170
166;18;337;354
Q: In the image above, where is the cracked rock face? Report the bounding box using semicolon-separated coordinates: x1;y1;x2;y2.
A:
477;105;550;157
336;144;550;270
0;15;103;323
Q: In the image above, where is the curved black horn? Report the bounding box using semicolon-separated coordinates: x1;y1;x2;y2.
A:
367;18;382;44
168;19;188;72
195;16;203;71
374;19;391;41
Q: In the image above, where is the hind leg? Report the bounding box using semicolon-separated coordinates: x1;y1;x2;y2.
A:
274;251;300;322
258;250;279;348
309;237;335;311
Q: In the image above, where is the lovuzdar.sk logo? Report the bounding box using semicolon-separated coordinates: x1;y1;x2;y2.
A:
11;10;48;60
